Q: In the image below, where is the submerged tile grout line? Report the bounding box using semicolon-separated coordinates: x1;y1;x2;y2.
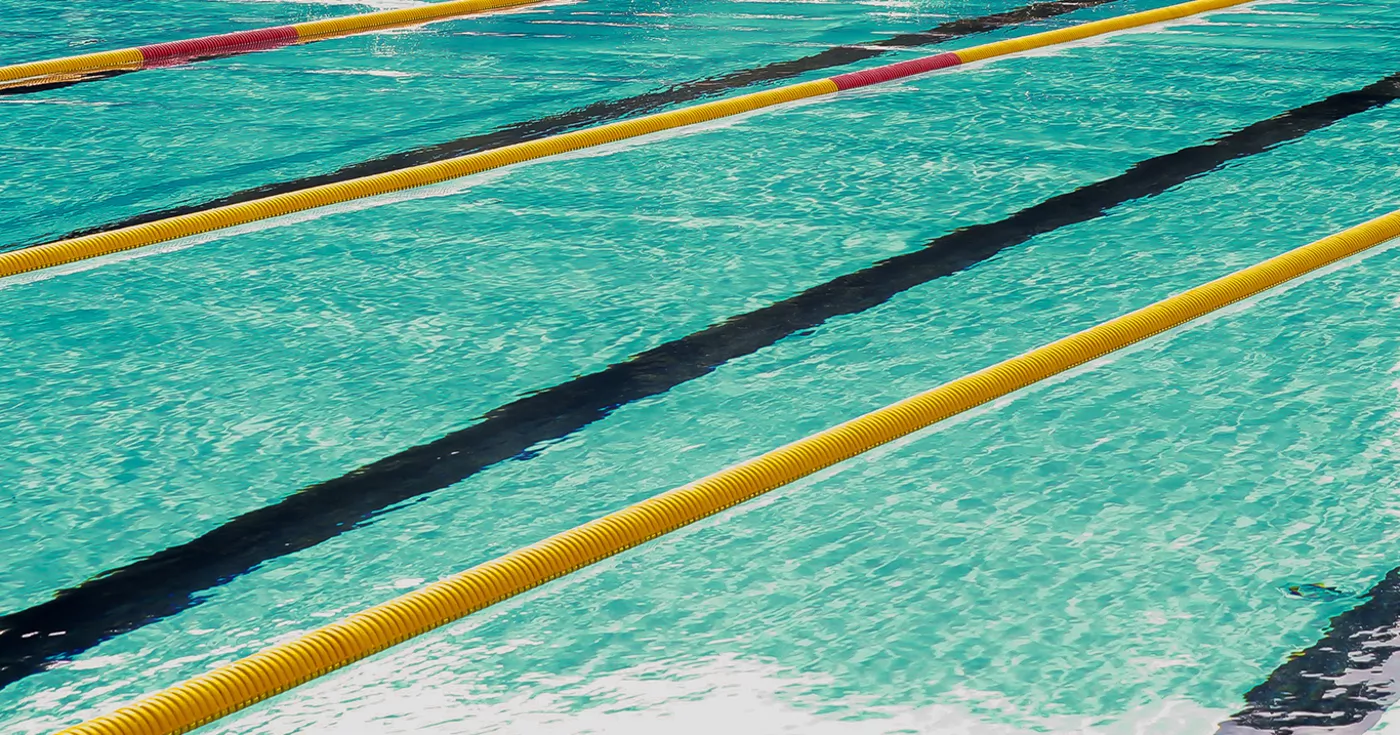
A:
0;0;544;95
51;205;1400;735
20;0;1121;248
0;0;1255;280
4;64;1396;696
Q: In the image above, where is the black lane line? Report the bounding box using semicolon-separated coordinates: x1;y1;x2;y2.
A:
12;0;1118;248
3;74;1396;692
1219;569;1400;734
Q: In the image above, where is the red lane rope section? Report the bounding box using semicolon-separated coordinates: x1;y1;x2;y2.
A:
830;52;963;90
137;27;301;68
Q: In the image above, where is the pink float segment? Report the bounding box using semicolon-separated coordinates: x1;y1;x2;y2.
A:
138;26;300;68
829;51;963;90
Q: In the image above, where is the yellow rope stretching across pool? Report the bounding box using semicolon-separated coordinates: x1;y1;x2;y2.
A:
1;0;1254;282
289;0;538;40
55;209;1400;734
0;0;541;87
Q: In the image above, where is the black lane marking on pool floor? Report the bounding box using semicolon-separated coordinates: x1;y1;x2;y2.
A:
3;74;1397;692
1218;568;1400;733
12;0;1118;248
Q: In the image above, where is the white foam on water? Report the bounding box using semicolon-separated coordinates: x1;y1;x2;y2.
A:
1372;704;1400;733
202;653;1231;734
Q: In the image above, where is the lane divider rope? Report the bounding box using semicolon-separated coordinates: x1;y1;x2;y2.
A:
54;205;1400;735
0;0;541;88
1;0;1254;282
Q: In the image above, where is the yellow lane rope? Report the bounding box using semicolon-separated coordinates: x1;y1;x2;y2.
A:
2;0;1255;282
0;0;542;88
291;0;540;40
55;207;1400;735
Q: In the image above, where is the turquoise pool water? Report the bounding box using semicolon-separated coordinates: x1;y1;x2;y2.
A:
3;0;1400;732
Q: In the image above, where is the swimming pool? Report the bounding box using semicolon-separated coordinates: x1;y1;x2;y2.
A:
3;0;1400;732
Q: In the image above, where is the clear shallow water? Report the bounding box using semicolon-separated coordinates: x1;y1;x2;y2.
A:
3;0;1400;732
